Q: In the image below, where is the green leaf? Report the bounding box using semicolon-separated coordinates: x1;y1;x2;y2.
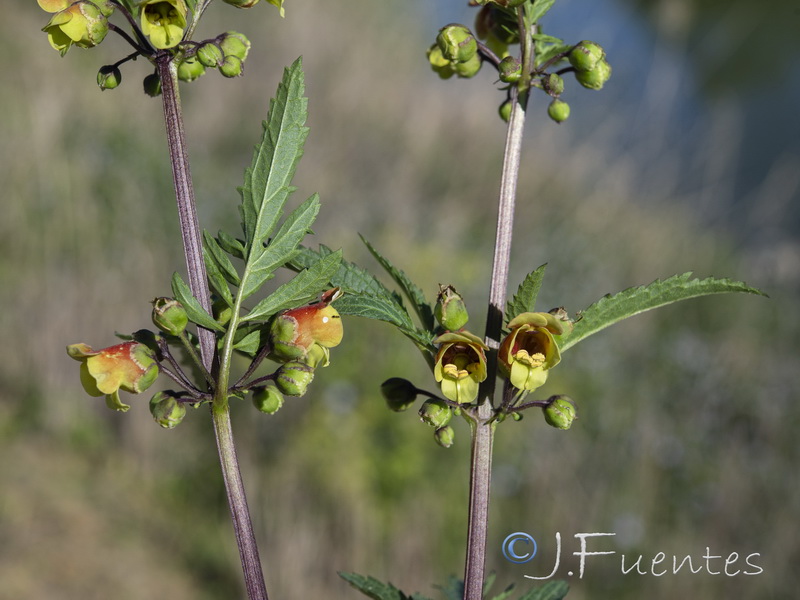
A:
242;250;342;322
203;245;235;307
506;264;547;322
360;234;434;331
558;273;767;353
531;33;563;44
203;230;241;286
170;273;226;333
242;194;320;299
338;572;431;600
529;0;557;23
216;230;246;260
291;244;398;298
434;576;462;600
232;329;261;354
518;580;569;600
239;57;309;265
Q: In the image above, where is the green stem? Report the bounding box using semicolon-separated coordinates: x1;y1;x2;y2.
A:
463;8;533;599
157;55;269;600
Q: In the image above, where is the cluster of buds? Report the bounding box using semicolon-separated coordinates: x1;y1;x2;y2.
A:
37;0;272;93
569;41;612;90
265;288;344;403
427;24;482;79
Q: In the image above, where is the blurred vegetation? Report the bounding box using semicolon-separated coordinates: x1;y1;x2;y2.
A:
1;1;797;599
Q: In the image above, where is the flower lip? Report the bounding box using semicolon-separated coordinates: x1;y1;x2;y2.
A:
433;330;488;404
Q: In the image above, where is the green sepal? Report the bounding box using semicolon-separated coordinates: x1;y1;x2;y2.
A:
170;272;226;333
557;273;767;353
506;263;547;324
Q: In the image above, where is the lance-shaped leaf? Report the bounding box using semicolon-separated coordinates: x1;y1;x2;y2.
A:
506;263;547;323
338;572;432;600
360;234;434;331
242;250;342;323
239;57;308;265
241;194;320;299
171;273;225;332
557;273;766;353
202;245;234;307
529;0;557;23
518;580;569;600
203;230;240;286
216;230;245;260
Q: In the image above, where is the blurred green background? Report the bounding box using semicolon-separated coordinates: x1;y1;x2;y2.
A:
2;0;798;598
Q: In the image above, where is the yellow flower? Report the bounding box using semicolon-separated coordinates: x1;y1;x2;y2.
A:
67;341;159;411
499;312;568;392
433;331;488;404
42;0;110;56
140;0;188;50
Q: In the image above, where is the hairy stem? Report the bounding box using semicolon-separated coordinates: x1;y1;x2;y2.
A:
158;55;269;600
463;9;533;599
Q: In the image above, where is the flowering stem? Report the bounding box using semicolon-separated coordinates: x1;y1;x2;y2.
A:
463;8;533;600
157;55;269;600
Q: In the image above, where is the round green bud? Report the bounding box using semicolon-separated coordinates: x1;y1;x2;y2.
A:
143;72;162;97
542;73;565;96
219;31;251;60
252;383;284;414
512;411;523;421
97;65;122;91
222;0;260;7
568;41;605;72
498;99;512;123
575;59;612;90
177;56;206;82
427;44;455;80
150;391;187;429
434;285;469;331
547;99;570;123
419;399;453;428
196;42;224;68
543;395;577;430
275;361;315;397
151;297;188;336
498;56;521;84
219;55;244;78
453;53;482;78
381;378;418;412
434;425;455;448
436;24;478;63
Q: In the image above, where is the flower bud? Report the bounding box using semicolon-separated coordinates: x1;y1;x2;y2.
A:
547;99;570;123
149;391;187;429
97;65;122;91
381;378;418;412
252;383;284;414
543;395;577;430
269;289;343;363
427;44;455;80
222;0;260;7
498;99;512;123
434;285;469;331
143;72;162;97
434;425;455;448
177;56;206;82
196;42;224;68
220;31;251;60
575;59;612;90
453;53;482;78
151;297;188;336
419;399;453;428
542;73;564;96
219;55;244;78
568;41;605;72
436;24;478;63
275;361;315;397
498;56;522;83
